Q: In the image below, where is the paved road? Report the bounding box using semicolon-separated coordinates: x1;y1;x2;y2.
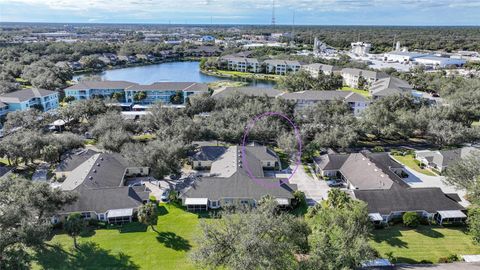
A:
394;262;480;270
278;164;330;206
396;159;470;207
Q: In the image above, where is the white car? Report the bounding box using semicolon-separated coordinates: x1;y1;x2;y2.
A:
160;189;170;202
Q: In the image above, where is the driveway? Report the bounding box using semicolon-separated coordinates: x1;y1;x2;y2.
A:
400;164;469;207
278;164;330;206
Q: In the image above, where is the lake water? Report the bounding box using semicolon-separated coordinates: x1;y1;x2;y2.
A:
74;61;276;88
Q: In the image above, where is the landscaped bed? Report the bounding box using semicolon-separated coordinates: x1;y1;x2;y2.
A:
33;203;205;270
371;225;480;264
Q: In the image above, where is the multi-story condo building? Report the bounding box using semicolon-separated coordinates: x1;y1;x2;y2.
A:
64;81;137;101
279;90;369;116
264;60;301;75
64;81;208;105
301;63;339;77
124;82;208;104
221;56;261;73
341;68;388;89
0;88;59;115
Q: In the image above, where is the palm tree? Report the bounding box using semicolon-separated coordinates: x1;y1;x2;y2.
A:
64;213;85;249
138;202;158;232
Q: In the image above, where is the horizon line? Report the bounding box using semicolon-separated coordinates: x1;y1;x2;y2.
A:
1;21;480;27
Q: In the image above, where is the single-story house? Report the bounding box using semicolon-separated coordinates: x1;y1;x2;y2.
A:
56;152;150;224
415;147;479;172
314;151;465;224
182;145;296;211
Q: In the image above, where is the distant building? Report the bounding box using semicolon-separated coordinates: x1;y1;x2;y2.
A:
313;37;328;55
220;56;261;73
341;68;388;89
263;59;301;75
0;88;59;113
301;63;339;77
384;51;430;63
414;56;466;69
279;90;369;116
351;41;372;56
415;147;479;172
65;81;208;106
369;77;414;99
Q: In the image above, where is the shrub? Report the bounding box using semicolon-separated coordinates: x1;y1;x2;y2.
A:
372;146;385;152
438;254;458;263
292;190;306;207
403;212;420;227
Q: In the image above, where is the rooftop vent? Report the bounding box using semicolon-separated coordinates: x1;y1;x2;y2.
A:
89;176;93;180
93;169;97;173
100;157;104;161
97;163;100;166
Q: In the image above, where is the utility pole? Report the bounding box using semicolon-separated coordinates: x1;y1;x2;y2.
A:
271;0;276;27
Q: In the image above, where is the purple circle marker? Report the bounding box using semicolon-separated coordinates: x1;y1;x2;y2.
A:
241;112;302;189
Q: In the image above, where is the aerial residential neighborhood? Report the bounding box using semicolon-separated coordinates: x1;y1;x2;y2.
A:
1;1;480;270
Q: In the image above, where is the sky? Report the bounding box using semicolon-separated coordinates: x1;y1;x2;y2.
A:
0;0;479;26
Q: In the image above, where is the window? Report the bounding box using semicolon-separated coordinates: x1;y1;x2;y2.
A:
210;201;218;207
99;214;105;221
198;162;202;167
267;162;271;167
81;212;91;219
240;200;249;205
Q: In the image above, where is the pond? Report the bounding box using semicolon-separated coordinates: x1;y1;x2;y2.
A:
74;61;276;88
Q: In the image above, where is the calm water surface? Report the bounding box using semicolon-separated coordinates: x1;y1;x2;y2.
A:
74;61;276;88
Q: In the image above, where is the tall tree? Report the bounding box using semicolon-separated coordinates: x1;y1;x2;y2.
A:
191;199;309;270
64;213;85;249
137;202;159;232
305;200;375;270
0;175;77;269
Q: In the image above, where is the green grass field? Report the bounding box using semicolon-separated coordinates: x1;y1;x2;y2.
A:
340;86;371;98
371;225;480;263
34;204;205;270
392;154;437;176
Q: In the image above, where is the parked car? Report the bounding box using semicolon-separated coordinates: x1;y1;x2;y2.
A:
326;180;344;187
161;189;170;202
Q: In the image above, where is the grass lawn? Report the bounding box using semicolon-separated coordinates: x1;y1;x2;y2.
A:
340;86;371;98
207;80;248;90
392;154;436;176
371;225;480;264
34;204;207;270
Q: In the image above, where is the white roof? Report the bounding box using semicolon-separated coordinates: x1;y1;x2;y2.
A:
437;210;467;219
185;198;208;205
107;208;133;218
132;104;150;109
275;198;289;205
368;213;383;221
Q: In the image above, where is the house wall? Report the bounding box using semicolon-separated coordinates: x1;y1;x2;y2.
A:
125;167;150;177
192;160;214;169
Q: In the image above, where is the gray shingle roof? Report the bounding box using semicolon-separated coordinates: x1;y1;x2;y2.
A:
60;153;127;191
212;87;283;99
417;147;479;168
184;145;294;201
279;90;368;103
370;77;413;97
191;146;228;161
313;154;349;170
65;81;138;91
0;88;57;103
60;185;149;214
126;82;208;92
183;171;296;201
341;68;388;79
55;149;98;173
353;187;465;215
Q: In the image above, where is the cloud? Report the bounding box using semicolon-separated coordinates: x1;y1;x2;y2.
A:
0;0;479;24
